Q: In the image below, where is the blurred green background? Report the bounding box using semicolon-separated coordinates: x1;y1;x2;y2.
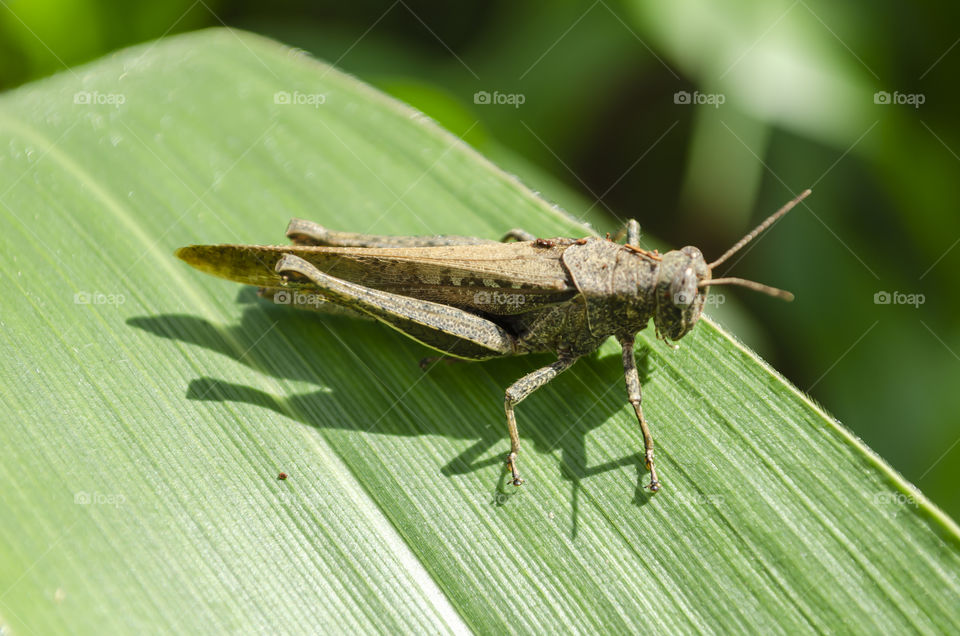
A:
3;0;957;518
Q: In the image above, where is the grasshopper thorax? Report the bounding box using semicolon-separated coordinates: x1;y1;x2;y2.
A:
653;246;710;342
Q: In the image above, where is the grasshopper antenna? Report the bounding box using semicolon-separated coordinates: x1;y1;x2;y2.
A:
708;188;812;270
699;277;794;301
702;188;810;302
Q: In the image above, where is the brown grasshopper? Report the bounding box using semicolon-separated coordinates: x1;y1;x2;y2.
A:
176;189;810;491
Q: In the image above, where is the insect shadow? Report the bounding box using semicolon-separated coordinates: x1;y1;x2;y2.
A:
128;289;654;536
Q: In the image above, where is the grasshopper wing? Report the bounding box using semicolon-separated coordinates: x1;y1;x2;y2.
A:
176;241;579;315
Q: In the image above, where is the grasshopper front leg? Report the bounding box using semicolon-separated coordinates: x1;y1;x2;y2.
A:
619;336;660;492
504;357;576;486
612;219;641;245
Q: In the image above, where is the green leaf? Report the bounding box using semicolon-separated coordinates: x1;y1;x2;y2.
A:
1;28;957;633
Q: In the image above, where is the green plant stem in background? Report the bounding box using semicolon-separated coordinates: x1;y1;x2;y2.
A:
0;29;957;633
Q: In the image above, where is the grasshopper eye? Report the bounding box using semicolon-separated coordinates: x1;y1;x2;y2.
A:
671;266;698;307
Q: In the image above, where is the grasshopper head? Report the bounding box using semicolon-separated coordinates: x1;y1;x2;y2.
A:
652;189;811;342
653;246;710;341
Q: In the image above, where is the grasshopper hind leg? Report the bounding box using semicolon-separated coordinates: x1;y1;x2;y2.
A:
503;356;577;486
286;219;498;248
275;254;517;361
500;229;536;242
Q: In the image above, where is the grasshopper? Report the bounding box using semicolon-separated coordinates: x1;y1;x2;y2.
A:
176;189;810;491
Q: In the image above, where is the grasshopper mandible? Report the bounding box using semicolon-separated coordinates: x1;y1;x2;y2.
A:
177;189;810;491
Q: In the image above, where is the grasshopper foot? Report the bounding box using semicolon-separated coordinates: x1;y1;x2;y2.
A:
506;452;524;486
645;450;660;492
